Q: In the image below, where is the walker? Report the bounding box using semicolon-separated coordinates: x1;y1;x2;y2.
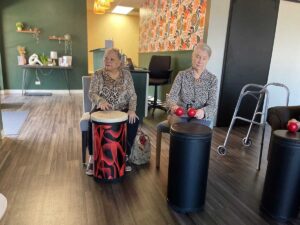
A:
217;83;290;170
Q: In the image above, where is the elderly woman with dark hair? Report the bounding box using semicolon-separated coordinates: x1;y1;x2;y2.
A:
167;43;218;128
86;48;139;175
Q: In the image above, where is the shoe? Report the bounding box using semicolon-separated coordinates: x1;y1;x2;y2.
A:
86;163;93;176
125;155;132;172
125;165;132;172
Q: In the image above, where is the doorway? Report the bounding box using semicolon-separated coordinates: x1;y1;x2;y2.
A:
216;0;280;127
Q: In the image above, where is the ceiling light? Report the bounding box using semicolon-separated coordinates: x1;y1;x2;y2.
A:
94;1;106;14
112;6;134;15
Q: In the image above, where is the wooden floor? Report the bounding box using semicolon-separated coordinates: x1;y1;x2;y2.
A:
0;94;299;225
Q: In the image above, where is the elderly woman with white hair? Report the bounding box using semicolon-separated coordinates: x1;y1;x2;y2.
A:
167;43;217;128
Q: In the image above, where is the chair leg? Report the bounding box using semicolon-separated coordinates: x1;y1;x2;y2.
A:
152;85;158;116
82;131;88;166
156;129;162;169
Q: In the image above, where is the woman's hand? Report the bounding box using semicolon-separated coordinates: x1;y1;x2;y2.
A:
128;110;139;124
98;101;112;111
170;105;179;114
195;108;205;119
288;119;300;130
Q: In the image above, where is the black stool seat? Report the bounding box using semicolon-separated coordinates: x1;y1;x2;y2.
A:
167;122;212;213
149;78;169;85
170;122;211;138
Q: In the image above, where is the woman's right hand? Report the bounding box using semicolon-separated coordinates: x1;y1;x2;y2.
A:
98;101;112;111
288;119;300;130
170;105;179;114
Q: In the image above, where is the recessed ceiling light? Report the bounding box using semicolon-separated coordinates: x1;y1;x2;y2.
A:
112;6;134;15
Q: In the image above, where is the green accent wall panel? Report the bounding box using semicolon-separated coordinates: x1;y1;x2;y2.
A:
90;48;105;72
0;0;87;90
139;51;192;100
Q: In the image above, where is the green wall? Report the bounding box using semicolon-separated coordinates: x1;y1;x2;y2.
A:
0;0;87;90
0;52;4;91
139;50;193;101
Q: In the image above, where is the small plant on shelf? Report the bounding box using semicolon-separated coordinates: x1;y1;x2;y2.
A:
39;54;48;65
16;22;24;31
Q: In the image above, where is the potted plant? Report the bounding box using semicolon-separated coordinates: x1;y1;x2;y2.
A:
16;22;24;31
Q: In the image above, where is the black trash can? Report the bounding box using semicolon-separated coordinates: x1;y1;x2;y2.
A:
261;130;300;222
167;122;212;213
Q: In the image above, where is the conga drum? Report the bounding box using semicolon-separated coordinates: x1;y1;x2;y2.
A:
91;111;128;182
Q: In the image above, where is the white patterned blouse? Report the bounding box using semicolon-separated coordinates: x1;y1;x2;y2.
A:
88;68;137;112
167;67;217;119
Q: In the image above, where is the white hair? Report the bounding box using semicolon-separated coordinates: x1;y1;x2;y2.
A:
193;43;212;57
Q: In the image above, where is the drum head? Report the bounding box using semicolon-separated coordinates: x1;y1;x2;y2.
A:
91;111;128;123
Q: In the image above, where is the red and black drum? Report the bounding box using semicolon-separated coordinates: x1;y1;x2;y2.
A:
91;111;128;182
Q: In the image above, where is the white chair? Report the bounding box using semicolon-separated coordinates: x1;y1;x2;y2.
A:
0;193;7;220
79;76;92;165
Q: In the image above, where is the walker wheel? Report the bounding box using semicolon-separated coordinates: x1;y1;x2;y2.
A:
217;146;227;156
242;137;252;147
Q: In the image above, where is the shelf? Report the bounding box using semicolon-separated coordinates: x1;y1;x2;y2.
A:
48;36;67;41
16;29;40;34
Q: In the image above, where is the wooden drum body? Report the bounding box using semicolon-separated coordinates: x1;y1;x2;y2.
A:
91;111;128;182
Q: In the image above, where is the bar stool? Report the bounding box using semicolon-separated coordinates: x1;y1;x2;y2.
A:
156;120;170;169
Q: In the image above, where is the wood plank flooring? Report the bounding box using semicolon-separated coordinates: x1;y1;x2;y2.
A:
0;94;299;225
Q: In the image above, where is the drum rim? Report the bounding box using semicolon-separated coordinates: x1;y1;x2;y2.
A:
91;110;128;123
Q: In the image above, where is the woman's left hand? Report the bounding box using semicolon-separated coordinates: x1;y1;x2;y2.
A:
128;110;139;124
195;108;205;119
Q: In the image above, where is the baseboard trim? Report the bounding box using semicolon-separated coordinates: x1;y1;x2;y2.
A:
2;89;82;94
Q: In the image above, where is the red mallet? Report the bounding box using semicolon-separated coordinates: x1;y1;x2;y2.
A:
287;122;298;133
187;107;197;118
175;107;184;117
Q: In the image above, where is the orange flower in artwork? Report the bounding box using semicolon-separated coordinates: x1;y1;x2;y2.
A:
194;0;200;9
168;40;175;50
190;34;197;46
175;36;181;48
200;16;205;28
200;0;207;14
182;43;187;50
183;22;189;32
160;42;165;51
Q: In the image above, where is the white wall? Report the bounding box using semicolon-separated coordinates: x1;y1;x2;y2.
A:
207;0;300;114
267;1;300;107
206;0;231;123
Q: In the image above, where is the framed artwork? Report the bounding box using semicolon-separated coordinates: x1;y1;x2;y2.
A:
139;0;207;52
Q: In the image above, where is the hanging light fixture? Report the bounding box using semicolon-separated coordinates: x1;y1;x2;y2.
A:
98;0;110;9
93;0;106;14
93;0;115;15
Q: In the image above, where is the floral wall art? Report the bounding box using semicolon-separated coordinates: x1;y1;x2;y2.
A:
139;0;207;52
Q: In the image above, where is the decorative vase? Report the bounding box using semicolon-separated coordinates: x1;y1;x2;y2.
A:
17;55;27;65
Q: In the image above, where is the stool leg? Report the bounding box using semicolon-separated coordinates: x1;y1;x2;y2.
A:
82;131;87;166
156;130;162;169
152;85;158;116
